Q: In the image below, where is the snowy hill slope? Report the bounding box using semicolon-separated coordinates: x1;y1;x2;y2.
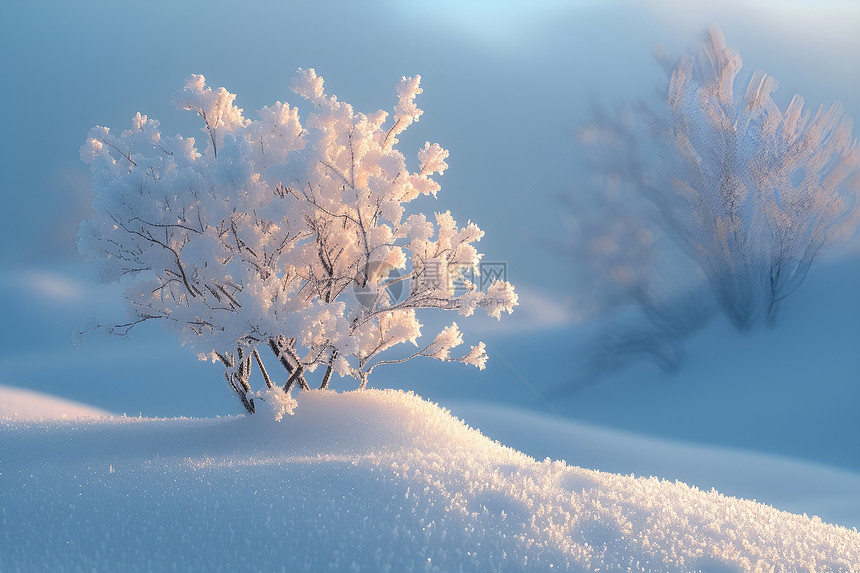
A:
449;401;860;531
0;383;113;420
2;390;857;572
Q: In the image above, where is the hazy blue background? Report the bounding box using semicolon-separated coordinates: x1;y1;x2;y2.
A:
1;1;857;472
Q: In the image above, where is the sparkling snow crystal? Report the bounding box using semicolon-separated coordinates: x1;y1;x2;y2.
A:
2;390;858;572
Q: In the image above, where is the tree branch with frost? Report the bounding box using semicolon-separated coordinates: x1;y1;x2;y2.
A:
171;74;248;157
559;27;860;382
363;322;487;380
80;68;516;413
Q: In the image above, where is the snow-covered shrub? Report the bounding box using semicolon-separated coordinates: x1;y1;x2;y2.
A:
80;71;517;413
561;28;860;380
653;29;860;327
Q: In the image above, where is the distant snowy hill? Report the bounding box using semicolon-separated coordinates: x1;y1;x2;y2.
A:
2;389;857;572
0;384;112;420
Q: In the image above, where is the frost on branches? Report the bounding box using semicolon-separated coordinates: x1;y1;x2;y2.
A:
572;28;858;328
79;70;517;414
653;29;860;327
560;28;860;380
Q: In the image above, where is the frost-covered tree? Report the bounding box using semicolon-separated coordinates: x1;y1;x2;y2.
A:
571;28;859;331
558;29;860;384
80;71;517;413
654;29;860;326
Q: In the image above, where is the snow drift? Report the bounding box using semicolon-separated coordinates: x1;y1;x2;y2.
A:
2;389;857;572
0;383;112;420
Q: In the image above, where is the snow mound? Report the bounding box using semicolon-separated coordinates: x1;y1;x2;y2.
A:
0;384;113;419
2;389;858;572
450;401;860;530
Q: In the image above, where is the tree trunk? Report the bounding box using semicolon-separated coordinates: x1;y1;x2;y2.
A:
223;370;255;414
268;336;310;391
284;363;306;394
253;349;274;389
236;347;252;393
232;376;256;414
319;350;337;390
217;350;256;414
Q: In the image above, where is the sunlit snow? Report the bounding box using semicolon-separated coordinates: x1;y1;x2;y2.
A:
0;384;112;420
2;389;857;572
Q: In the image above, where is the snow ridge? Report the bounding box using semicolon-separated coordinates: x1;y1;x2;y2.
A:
0;384;113;420
1;389;857;572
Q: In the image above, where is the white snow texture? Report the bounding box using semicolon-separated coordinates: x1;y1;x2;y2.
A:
2;389;857;572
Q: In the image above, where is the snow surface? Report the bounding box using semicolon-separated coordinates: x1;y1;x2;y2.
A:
2;389;858;572
0;384;112;420
448;401;860;532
